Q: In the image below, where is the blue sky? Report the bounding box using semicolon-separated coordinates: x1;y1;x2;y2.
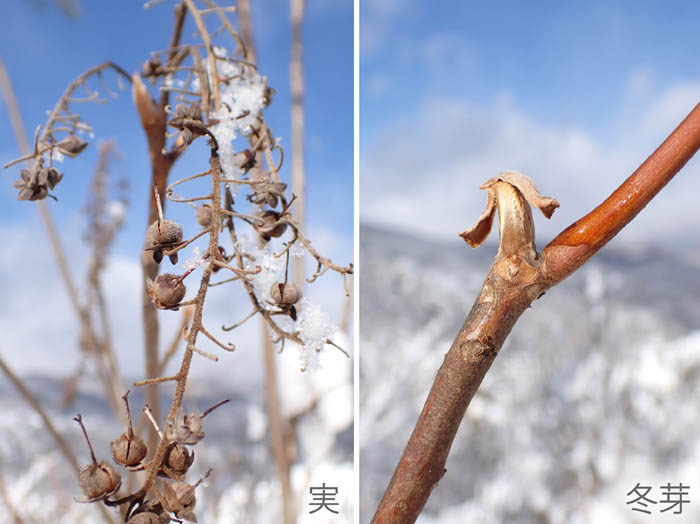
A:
361;0;700;250
1;0;352;242
0;1;353;382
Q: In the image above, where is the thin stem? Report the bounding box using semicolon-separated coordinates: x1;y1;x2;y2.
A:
222;306;259;331
184;0;222;110
0;355;80;473
143;405;164;439
0;356;115;521
134;375;179;387
290;0;306;293
202;397;232;418
154;184;165;223
0;461;23;524
73;414;98;466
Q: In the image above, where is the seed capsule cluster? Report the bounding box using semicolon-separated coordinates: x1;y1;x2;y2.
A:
74;394;229;523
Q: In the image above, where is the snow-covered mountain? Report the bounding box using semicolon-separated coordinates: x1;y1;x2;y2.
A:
360;223;700;524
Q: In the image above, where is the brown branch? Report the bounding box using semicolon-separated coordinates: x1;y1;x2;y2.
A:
541;103;700;283
113;149;225;508
2;57;126;419
372;103;700;523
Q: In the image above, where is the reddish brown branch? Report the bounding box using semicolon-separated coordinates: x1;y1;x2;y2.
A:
372;103;700;523
542;102;700;282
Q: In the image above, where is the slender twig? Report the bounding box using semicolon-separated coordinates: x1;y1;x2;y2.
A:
372;103;700;523
0;460;23;524
184;0;222;110
0;355;116;524
1;58;126;420
222;306;259;331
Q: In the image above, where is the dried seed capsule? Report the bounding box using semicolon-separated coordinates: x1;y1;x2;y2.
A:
13;163;60;201
111;390;147;468
255;210;287;241
56;135;88;157
74;414;121;503
142;54;162;79
127;512;169;524
270;282;301;305
146;219;183;248
180;127;194;146
166;409;205;446
43;167;63;189
78;462;122;501
161;443;194;477
145;219;183;264
195;205;212;228
147;273;186;310
111;433;147;467
233;149;256;172
161;482;197;522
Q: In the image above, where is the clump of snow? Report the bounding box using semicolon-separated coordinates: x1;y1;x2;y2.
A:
236;239;285;309
183;245;208;272
246;403;267;442
289;241;306;259
294;298;336;372
106;200;126;224
204;47;267;182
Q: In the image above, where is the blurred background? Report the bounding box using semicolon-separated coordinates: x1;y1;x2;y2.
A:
0;1;353;523
360;1;700;523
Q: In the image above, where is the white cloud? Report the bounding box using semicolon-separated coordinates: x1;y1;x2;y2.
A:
418;33;475;73
361;82;700;249
640;81;700;138
360;0;413;54
366;73;390;97
625;67;655;100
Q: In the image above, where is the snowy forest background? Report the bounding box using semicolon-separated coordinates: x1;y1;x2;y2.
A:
0;345;353;524
360;224;700;524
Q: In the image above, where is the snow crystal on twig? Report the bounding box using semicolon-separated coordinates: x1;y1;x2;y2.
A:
295;298;336;372
183;246;207;272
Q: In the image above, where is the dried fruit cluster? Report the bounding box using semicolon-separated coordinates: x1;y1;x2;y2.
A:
3;1;353;521
74;393;228;523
